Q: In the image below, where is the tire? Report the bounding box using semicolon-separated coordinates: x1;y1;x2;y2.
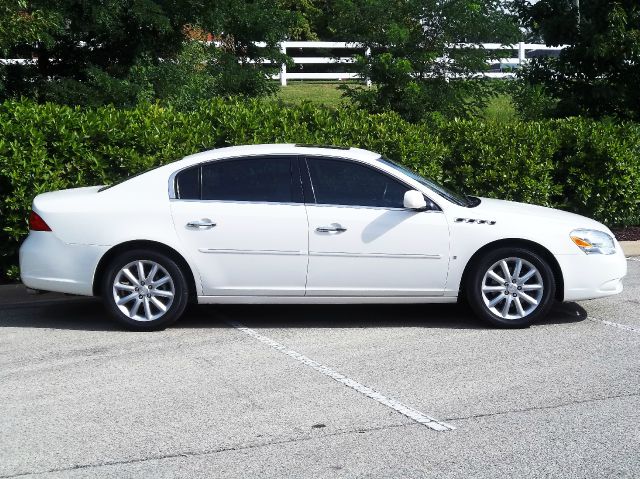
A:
465;247;556;328
101;249;190;331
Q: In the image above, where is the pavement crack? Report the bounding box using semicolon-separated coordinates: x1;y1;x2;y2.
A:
445;391;640;423
0;422;413;478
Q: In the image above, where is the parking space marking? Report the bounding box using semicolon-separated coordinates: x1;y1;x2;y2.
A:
627;257;640;262
224;318;455;432
589;316;640;333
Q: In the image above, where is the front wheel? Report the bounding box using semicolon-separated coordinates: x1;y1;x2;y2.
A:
102;250;189;331
465;247;556;328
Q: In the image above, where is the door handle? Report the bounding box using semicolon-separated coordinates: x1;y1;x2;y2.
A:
316;223;347;233
186;219;216;229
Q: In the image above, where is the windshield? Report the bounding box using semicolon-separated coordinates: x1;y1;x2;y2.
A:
377;157;474;207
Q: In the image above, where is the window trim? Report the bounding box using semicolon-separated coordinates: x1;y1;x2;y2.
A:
301;155;441;211
169;154;303;204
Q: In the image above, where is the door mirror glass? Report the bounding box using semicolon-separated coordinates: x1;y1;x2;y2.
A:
403;190;427;210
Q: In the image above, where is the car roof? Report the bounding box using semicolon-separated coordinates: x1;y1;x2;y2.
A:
178;144;381;167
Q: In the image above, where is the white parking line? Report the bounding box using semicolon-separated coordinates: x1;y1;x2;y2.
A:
589;316;640;333
627;257;640;262
224;318;456;432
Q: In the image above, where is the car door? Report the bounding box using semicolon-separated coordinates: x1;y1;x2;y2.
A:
303;156;450;296
170;155;308;296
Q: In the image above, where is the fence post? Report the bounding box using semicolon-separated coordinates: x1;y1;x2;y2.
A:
280;43;287;86
364;47;372;86
518;41;526;66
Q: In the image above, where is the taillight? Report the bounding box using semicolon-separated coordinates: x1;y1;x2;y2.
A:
29;210;51;231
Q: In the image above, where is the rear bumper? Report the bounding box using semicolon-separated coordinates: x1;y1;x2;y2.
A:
557;246;627;301
19;232;107;296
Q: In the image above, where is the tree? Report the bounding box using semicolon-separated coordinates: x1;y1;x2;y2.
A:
516;0;640;120
0;0;59;52
0;0;296;106
278;0;323;40
329;0;520;121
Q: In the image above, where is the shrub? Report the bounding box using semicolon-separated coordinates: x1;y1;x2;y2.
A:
438;119;560;205
551;119;640;227
0;99;639;280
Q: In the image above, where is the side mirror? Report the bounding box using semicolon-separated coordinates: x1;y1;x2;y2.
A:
403;190;427;210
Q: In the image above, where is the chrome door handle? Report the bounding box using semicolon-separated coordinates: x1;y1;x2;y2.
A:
186;219;216;229
316;224;347;233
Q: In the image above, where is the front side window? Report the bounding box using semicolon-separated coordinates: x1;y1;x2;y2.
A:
377;157;471;207
175;156;297;202
306;157;408;208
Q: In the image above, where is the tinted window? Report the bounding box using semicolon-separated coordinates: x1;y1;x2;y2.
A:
175;166;200;200
377;157;466;207
201;156;294;203
306;158;408;207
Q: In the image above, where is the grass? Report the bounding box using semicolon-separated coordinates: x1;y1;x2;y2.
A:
276;81;348;107
483;93;518;123
275;81;518;122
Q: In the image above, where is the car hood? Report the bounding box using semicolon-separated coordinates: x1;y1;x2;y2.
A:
472;197;612;234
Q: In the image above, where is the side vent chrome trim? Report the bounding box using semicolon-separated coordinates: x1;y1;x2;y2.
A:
454;218;496;225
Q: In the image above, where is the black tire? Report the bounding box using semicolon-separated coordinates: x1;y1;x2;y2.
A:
101;249;190;331
465;247;556;328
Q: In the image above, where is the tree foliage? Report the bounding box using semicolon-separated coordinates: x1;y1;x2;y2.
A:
0;0;59;52
329;0;520;121
0;0;297;106
516;0;640;120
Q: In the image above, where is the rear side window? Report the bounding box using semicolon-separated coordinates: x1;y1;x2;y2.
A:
201;156;295;203
175;166;200;200
306;157;408;208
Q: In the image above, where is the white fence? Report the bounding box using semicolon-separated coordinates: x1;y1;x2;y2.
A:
275;41;566;85
1;41;566;86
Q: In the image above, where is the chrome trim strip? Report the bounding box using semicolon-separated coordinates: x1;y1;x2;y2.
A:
309;251;442;259
198;248;304;255
307;204;444;212
171;199;305;206
170;198;443;211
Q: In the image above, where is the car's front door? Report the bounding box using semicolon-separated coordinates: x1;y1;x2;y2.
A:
170;155;308;296
303;157;450;296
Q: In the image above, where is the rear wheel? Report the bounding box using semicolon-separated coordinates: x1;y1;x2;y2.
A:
102;250;189;331
466;247;556;328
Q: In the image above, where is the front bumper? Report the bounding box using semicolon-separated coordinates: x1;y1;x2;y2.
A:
19;232;108;296
557;245;627;302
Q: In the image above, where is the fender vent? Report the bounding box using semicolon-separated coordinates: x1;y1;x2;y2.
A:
454;218;496;225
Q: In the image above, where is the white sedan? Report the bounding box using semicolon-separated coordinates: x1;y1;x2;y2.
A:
20;144;627;330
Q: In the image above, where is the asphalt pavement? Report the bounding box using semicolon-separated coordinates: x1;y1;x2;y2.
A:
1;260;639;478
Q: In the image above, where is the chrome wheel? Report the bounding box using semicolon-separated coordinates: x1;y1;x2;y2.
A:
481;257;544;320
112;260;175;322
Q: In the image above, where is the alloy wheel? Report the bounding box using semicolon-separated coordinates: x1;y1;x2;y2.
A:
481;257;544;320
112;260;175;322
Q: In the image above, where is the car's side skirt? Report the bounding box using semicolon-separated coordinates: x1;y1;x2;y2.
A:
196;295;458;304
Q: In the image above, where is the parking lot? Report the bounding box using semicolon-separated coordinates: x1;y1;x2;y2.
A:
1;259;639;478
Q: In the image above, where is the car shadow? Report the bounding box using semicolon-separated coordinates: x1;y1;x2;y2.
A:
0;297;588;332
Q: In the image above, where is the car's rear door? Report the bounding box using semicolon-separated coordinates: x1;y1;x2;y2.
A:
170;155;308;296
303;156;449;296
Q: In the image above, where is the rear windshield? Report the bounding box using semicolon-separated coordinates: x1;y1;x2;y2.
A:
98;164;165;192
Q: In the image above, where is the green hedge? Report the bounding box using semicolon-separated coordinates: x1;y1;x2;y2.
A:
1;99;639;279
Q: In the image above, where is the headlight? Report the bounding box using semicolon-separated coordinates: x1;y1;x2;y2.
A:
570;229;616;255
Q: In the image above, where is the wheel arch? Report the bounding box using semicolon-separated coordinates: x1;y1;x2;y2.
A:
459;238;565;301
92;240;198;302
